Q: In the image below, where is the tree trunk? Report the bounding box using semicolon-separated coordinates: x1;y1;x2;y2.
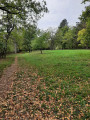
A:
4;35;8;58
4;12;15;57
29;48;30;53
14;43;17;54
50;39;55;50
40;50;42;54
86;45;88;49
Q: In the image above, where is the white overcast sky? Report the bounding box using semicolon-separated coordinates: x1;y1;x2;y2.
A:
37;0;89;30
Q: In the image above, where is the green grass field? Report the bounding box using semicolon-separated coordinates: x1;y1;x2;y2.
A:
18;50;90;79
0;50;90;119
17;50;90;119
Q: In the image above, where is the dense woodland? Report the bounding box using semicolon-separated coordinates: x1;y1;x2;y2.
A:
0;0;90;57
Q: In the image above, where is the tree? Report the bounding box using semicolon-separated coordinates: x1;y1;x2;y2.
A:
77;0;90;48
82;0;90;3
85;18;90;48
55;26;69;49
0;30;7;58
79;5;90;22
77;29;86;48
23;25;37;52
46;28;56;50
59;19;68;29
0;0;48;21
54;19;69;49
32;31;50;54
77;18;90;48
63;27;78;49
0;0;48;57
0;40;5;58
10;28;24;53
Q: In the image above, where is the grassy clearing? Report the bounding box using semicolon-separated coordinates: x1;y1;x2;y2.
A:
0;50;90;119
17;50;90;119
18;50;90;79
0;54;15;77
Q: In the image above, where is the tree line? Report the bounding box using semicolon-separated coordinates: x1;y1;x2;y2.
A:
0;0;90;57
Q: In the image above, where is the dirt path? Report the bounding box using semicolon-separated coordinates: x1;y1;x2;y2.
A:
0;57;18;98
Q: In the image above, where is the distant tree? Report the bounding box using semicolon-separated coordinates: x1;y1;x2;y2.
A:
55;26;69;49
54;19;69;49
85;18;90;48
77;29;86;48
63;27;78;49
10;28;24;53
77;0;90;49
59;19;68;29
76;22;86;32
50;35;56;50
77;18;90;48
32;31;50;54
79;5;90;22
47;28;56;50
23;25;37;53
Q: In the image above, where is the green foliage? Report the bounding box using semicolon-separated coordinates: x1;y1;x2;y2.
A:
11;28;24;53
0;41;5;58
48;30;56;50
77;18;90;48
0;0;48;57
23;25;37;52
85;18;90;48
79;5;90;22
54;19;69;49
77;1;90;49
31;31;50;53
0;32;6;58
54;2;90;50
77;29;86;47
82;0;90;3
59;19;68;29
0;0;48;22
55;26;69;49
63;27;77;49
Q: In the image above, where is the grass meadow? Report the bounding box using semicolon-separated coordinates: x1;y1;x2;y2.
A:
17;50;90;119
0;50;90;119
19;50;90;79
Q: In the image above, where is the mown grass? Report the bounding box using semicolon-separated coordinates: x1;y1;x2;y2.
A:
18;50;90;79
0;54;15;77
17;50;90;119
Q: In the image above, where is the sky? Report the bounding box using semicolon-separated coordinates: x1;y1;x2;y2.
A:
37;0;89;30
